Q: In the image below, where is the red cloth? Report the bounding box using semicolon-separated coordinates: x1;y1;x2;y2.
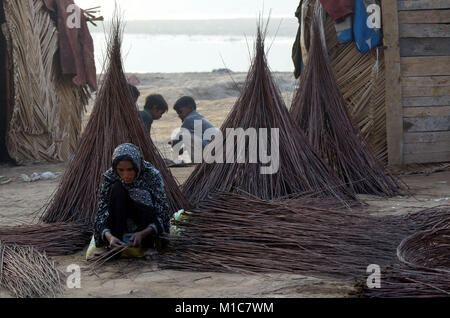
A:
319;0;353;22
44;0;97;91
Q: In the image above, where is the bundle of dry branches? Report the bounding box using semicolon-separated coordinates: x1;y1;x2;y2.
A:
82;6;104;26
356;210;449;297
0;242;65;298
290;4;404;197
41;15;188;225
182;22;355;206
0;223;91;256
160;193;447;279
397;227;450;270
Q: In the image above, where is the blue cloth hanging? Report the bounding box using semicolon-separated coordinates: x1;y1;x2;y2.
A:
353;0;382;54
336;15;353;43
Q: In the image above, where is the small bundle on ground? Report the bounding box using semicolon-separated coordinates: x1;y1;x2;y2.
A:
161;194;448;279
182;22;355;206
41;15;188;225
0;241;65;298
0;223;91;256
397;226;449;270
290;4;404;197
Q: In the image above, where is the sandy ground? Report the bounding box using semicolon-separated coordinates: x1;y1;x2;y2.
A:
1;72;449;298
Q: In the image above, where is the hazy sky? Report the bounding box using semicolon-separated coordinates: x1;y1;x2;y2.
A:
76;0;299;20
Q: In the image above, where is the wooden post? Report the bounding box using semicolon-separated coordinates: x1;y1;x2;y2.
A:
382;0;403;166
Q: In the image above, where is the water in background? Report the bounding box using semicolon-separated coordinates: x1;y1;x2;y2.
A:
91;19;297;73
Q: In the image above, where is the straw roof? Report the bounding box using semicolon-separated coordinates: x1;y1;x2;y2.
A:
324;16;387;163
2;0;90;164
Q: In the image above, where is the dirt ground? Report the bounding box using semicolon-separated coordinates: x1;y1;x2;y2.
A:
0;161;448;298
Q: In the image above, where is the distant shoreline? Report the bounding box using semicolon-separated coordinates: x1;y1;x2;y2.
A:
94;71;293;76
88;18;298;37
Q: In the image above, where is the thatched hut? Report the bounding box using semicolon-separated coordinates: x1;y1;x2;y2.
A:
0;0;95;164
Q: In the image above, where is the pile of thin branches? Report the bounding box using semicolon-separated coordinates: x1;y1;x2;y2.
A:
397;227;449;270
356;211;449;297
160;193;448;279
83;6;104;26
290;4;404;197
182;22;355;206
0;242;65;298
41;15;188;225
0;223;91;256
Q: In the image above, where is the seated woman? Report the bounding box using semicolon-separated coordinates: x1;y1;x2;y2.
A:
93;143;170;251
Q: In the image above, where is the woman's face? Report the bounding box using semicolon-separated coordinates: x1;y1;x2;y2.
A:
116;160;136;184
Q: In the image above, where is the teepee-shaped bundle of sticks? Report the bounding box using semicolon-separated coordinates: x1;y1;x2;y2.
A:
182;21;356;206
41;16;188;225
0;16;188;297
290;4;404;196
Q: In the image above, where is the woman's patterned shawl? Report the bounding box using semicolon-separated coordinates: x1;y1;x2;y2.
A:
93;143;170;247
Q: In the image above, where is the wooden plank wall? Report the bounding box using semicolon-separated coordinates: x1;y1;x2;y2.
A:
397;0;450;164
382;0;404;165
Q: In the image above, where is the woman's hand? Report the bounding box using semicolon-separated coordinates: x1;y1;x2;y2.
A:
130;227;155;248
105;232;125;248
129;232;145;247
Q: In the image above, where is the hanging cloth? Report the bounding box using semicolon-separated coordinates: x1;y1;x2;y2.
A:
318;0;353;22
353;0;382;54
335;15;353;43
292;0;314;79
43;0;98;91
292;1;304;79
